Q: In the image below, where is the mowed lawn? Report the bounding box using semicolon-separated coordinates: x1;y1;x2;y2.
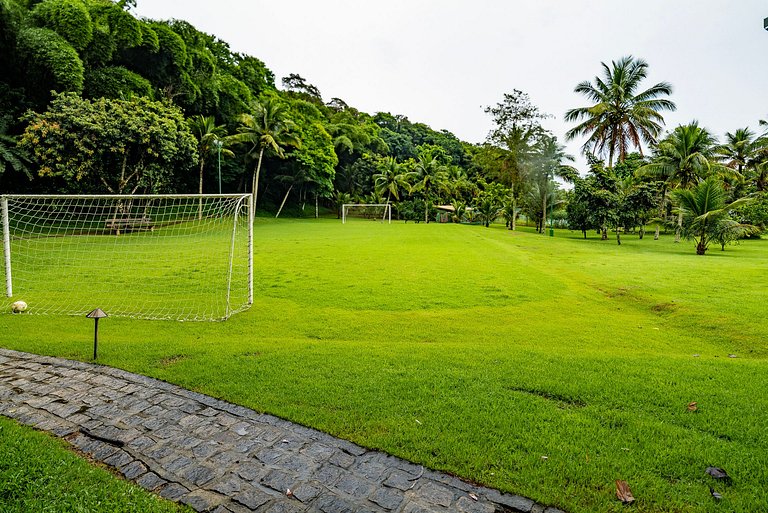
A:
2;218;767;512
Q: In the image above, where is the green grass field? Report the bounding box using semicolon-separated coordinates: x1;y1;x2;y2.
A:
0;416;186;512
2;218;767;512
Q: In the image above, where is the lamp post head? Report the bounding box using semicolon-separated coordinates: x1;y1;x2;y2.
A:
214;139;223;149
86;308;108;319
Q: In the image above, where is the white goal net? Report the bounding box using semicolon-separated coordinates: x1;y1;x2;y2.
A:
1;194;253;321
341;203;392;224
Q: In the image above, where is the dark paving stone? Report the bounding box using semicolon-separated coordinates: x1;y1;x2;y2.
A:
232;490;270;510
137;472;167;491
181;490;227;512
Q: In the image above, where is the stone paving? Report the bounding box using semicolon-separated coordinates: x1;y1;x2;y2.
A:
0;348;565;513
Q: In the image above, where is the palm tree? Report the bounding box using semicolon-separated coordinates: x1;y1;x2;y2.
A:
716;127;768;193
673;178;753;255
565;56;676;166
188;115;232;218
372;157;413;203
413;152;447;223
0;117;31;180
234;96;300;208
637;122;727;241
534;135;577;234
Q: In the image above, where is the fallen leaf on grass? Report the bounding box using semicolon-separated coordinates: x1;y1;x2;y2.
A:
540;455;548;460
728;354;738;358
616;480;635;504
687;402;698;412
706;467;730;480
710;487;722;500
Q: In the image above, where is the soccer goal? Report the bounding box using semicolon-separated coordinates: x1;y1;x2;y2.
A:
1;194;253;321
341;203;392;224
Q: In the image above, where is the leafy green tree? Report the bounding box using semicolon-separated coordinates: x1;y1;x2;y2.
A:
20;92;197;194
565;55;676;166
482;91;549;230
637;121;726;242
616;176;657;239
565;184;592;238
581;156;620;240
84;65;153;99
234;95;300;207
673;178;753;255
29;0;93;51
15;27;84;104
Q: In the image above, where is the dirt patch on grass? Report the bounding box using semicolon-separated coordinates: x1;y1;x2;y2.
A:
159;354;188;367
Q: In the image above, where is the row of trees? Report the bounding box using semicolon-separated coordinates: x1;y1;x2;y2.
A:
0;1;765;254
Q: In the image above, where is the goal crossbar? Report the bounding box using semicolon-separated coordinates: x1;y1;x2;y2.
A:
341;203;392;224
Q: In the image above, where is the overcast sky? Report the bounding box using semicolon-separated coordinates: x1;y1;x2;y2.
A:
135;1;768;170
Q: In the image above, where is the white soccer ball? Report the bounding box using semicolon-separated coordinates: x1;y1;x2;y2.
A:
11;301;27;313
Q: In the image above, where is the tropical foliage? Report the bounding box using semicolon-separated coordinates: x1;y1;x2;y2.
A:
0;4;762;253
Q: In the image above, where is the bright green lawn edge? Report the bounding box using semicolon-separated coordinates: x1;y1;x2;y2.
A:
0;416;187;512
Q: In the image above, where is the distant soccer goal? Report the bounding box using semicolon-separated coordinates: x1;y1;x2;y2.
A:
341;203;392;224
1;194;253;321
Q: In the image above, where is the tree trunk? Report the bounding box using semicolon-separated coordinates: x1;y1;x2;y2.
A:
675;210;682;243
582;229;587;239
198;157;205;220
511;198;517;230
425;200;429;224
252;147;265;209
542;192;547;235
696;241;707;255
639;225;645;239
654;185;666;240
275;184;293;218
315;194;319;219
601;226;608;240
616;229;621;245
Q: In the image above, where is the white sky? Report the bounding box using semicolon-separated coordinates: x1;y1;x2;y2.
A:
135;1;768;171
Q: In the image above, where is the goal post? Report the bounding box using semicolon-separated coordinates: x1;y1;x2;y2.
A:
341;203;392;224
1;194;253;321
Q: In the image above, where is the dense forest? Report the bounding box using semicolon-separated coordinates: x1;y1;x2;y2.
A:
0;0;766;253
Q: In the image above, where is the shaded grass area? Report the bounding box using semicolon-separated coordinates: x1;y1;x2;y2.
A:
0;416;186;512
2;218;767;512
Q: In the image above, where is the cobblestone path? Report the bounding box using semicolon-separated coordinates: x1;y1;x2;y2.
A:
0;348;564;513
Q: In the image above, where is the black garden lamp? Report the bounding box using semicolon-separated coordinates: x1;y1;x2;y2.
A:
86;308;108;360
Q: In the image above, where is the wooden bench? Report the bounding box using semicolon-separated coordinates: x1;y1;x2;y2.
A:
105;216;154;235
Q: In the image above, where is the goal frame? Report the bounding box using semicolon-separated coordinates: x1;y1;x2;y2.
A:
341;203;392;224
1;193;254;320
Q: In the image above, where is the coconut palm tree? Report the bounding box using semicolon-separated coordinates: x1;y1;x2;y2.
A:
413;151;447;223
673;178;753;255
234;96;300;208
534;135;577;234
716;127;768;193
0;117;30;179
565;56;676;166
372;157;413;203
188;115;232;217
637;121;728;241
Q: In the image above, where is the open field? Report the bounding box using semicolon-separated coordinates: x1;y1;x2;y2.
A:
1;219;767;512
